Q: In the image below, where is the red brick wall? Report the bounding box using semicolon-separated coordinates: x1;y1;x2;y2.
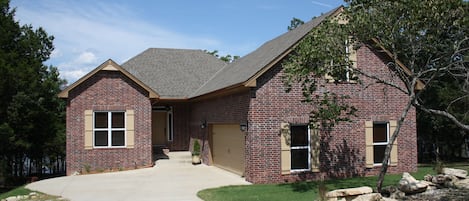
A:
190;91;250;164
245;45;418;183
66;71;153;175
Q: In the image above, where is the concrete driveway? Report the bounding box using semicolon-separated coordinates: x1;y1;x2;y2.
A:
26;152;250;201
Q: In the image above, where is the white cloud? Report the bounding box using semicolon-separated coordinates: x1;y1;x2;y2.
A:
60;69;88;83
12;0;223;83
76;51;97;64
311;1;333;8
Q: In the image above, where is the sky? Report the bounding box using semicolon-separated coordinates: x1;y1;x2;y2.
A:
10;0;343;83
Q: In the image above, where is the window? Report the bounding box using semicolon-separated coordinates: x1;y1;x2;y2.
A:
94;111;126;147
290;125;311;171
373;122;389;164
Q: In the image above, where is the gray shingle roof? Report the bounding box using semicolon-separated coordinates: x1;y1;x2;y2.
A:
189;8;339;98
121;48;227;98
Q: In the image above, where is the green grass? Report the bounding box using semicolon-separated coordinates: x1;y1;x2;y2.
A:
198;164;469;201
0;185;34;200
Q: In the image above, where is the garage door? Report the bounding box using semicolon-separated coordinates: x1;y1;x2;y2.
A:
211;124;245;175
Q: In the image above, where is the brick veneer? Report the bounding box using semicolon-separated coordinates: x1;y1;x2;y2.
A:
65;45;417;183
244;45;417;183
66;71;153;175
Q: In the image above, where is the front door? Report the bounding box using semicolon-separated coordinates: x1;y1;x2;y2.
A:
152;111;167;145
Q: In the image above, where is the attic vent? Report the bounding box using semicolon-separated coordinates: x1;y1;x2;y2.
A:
102;64;118;71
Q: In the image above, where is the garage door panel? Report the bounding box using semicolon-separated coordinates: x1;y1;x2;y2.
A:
212;124;245;175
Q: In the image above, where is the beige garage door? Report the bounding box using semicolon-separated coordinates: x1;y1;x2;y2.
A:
211;124;245;175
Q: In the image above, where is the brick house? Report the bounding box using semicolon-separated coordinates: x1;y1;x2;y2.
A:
59;7;418;184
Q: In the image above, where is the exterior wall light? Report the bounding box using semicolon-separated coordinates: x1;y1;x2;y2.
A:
200;120;207;129
240;122;248;132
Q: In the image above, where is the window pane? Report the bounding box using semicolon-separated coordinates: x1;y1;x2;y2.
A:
374;145;386;164
291;125;308;146
112;131;125;146
373;123;388;143
95;112;108;128
112;112;125;128
291;149;309;170
95;131;108;146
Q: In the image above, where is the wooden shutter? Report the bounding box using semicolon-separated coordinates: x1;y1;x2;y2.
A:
365;121;374;168
389;120;398;166
280;123;291;175
310;126;320;172
84;110;93;150
126;110;135;148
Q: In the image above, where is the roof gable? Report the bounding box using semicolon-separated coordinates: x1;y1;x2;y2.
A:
58;59;159;99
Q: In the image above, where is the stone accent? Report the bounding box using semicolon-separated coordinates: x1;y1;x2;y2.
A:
442;168;468;179
326;186;373;201
454;179;469;189
352;193;383;201
398;172;428;194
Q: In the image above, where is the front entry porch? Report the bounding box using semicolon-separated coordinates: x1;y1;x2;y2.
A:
152;106;173;161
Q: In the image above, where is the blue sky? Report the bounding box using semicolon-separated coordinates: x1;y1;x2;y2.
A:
10;0;343;83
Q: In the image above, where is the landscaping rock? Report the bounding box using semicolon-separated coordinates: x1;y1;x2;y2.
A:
398;172;428;194
431;174;447;185
423;174;433;182
326;186;373;198
444;175;459;188
442;168;467;179
351;193;382;201
454;179;469;189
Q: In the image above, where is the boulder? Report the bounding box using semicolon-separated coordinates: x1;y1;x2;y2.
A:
431;174;447;185
444;175;459;188
454;179;469;189
326;186;373;198
351;193;382;201
442;168;467;179
423;174;433;182
398;172;428;194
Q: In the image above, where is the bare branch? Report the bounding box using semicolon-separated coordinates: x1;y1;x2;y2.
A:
352;68;409;94
415;103;469;131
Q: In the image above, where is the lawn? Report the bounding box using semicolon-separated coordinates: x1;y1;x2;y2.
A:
198;164;469;201
0;185;34;200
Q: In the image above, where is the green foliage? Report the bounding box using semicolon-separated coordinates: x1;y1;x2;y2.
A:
192;140;201;156
0;186;33;200
204;50;240;63
288;17;304;31
283;14;356;130
310;92;357;129
0;0;66;178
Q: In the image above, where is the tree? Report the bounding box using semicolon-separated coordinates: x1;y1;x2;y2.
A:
288;17;304;31
0;0;66;179
204;50;240;63
283;0;468;191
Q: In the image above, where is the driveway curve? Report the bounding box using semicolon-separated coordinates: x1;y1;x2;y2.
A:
26;152;250;201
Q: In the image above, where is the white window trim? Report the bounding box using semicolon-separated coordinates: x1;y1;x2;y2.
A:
373;122;390;166
290;124;311;172
93;111;127;148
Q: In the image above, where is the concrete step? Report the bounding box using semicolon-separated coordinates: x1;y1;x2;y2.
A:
155;151;192;166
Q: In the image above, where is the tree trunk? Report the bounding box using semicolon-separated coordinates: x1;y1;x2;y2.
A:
377;94;414;192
